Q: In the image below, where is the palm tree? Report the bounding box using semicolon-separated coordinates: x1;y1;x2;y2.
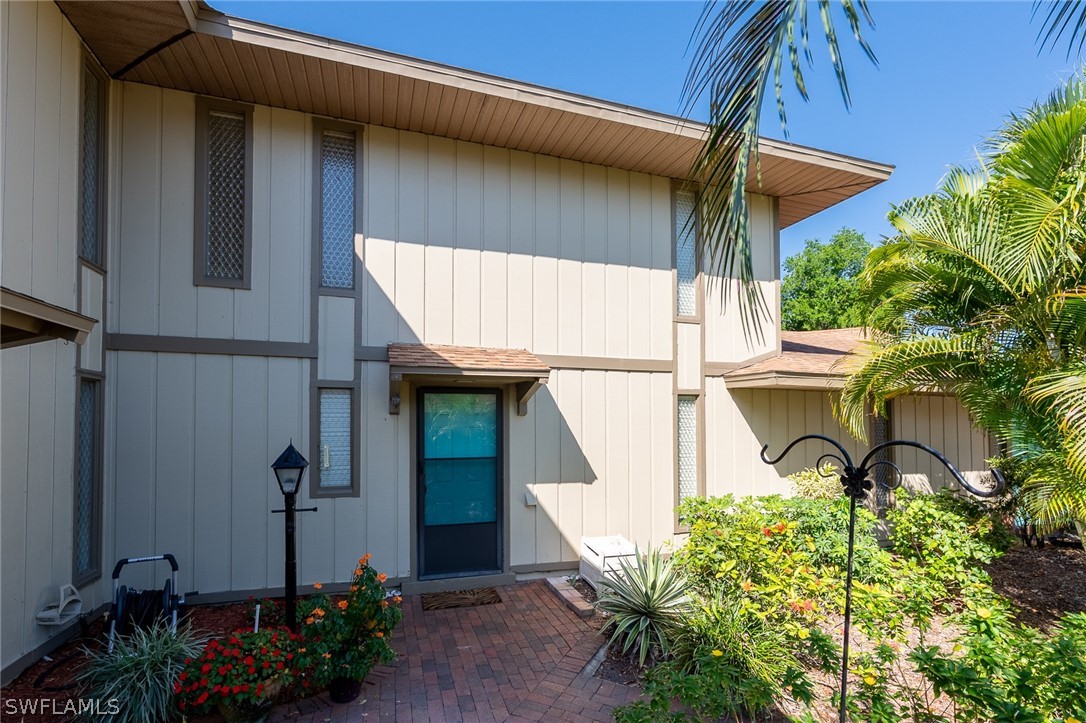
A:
684;0;1086;330
834;75;1086;526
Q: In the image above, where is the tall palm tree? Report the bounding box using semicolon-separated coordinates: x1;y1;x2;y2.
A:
684;0;1086;331
834;75;1086;526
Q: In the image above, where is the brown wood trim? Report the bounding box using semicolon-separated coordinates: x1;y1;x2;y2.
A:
510;562;578;574
193;96;254;289
313;118;363;293
535;354;671;373
356;345;389;361
184;578;407;607
106;333;316;358
1;287;97;348
704;348;781;376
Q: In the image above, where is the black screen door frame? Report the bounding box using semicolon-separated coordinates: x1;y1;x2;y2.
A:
416;387;504;580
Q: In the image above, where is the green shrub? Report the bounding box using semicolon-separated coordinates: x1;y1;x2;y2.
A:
596;547;690;668
912;598;1086;721
888;492;1001;594
78;619;207;723
789;463;842;500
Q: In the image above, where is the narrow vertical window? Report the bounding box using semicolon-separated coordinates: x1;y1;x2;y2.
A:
675;189;698;316
318;389;353;490
195;99;252;287
319;130;356;289
677;395;699;502
74;379;101;581
80;62;105;265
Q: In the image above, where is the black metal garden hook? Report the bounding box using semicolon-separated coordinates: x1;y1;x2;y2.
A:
760;434;1005;723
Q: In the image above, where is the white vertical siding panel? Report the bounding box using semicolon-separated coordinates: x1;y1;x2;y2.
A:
627;373;652;548
605;168;629;357
395;395;412;578
507;151;534;349
480;146;509;348
581;166;607;356
30;4;61;305
364;127;399;346
395;132;426;342
556;369;584;561
157;90;198;337
604;371;630;535
117;84;162;335
24;344;57;645
557;160;584;356
453;141;482;346
265;358;303;587
193;355;232;593
627;173;653;359
533;157;559;355
154;355;196;594
650;373;674;544
114;352;157;590
2;0;36;296
424;136;455;344
509;388;536;567
580;370;607;537
1;347;31;659
362;362;398;573
56;21;79;307
649;177;672;360
533;385;561;564
81;268;104;370
317;295;355;381
267;109;308;343
676;323;700;390
230;357;271;590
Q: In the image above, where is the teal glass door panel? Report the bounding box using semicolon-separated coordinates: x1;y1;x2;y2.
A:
418;390;502;578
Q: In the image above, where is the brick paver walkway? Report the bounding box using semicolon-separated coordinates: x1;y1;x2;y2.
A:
271;580;642;722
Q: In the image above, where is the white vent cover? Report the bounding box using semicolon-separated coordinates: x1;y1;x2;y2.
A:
579;535;636;591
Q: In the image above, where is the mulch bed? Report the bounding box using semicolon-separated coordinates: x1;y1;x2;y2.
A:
986;541;1086;630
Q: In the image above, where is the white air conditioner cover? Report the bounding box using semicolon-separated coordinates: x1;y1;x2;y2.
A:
579;535;636;591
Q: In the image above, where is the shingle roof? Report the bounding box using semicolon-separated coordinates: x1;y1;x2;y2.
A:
725;327;865;379
387;344;550;375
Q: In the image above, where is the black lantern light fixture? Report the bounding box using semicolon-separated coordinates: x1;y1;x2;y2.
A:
761;434;1005;723
271;441;316;632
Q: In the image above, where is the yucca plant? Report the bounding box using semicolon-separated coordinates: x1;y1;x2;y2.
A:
596;547;690;668
78;619;208;723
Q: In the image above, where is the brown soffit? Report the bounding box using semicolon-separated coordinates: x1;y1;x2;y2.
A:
1;287;97;349
58;1;894;228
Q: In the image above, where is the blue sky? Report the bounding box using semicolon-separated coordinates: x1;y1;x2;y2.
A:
215;1;1080;264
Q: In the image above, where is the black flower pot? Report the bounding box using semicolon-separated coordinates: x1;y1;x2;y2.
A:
328;676;363;704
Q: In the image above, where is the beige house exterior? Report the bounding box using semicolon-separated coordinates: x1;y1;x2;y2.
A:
0;0;987;682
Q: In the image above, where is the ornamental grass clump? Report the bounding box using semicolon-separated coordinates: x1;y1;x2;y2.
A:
78;618;207;723
295;553;402;686
596;547;690;668
174;627;298;718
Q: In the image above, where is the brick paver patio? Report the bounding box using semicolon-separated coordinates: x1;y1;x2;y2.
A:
271;580;642;722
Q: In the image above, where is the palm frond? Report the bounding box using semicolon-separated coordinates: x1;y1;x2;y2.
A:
1026;367;1086;481
1033;0;1086;59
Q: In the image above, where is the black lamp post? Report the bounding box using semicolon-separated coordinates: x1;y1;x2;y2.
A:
760;434;1005;723
271;442;311;633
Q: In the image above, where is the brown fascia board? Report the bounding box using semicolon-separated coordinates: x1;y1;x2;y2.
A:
1;287;97;349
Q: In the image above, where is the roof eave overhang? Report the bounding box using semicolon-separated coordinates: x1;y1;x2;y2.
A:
723;372;845;391
1;287;97;349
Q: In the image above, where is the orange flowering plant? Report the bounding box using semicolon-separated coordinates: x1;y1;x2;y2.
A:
296;554;402;685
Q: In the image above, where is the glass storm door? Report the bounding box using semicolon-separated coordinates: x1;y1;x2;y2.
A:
418;390;502;578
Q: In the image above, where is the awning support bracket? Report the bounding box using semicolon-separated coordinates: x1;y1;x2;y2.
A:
515;379;545;416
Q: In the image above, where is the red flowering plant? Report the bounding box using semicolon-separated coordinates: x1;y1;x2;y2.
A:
295;554;403;686
174;627;299;716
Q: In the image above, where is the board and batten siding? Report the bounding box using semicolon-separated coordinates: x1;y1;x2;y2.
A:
0;0;114;676
892;395;993;492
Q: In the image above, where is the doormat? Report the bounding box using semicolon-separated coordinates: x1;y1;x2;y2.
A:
420;588;502;611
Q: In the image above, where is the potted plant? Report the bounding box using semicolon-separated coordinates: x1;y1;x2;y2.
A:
296;554;403;703
174;628;299;722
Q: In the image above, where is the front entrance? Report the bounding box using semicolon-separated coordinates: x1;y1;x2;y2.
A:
417;389;503;579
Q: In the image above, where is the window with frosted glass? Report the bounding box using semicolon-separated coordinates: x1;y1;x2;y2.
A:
320;130;356;289
675;189;698;316
75;379;100;579
677;395;698;501
80;62;104;264
318;389;353;489
196;99;251;287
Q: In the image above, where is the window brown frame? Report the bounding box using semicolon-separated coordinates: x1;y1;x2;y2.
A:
72;373;104;587
309;380;361;499
193;96;254;289
312;120;362;295
671;183;703;322
78;55;109;270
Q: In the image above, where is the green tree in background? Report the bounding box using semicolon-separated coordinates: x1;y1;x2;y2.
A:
781;228;871;331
